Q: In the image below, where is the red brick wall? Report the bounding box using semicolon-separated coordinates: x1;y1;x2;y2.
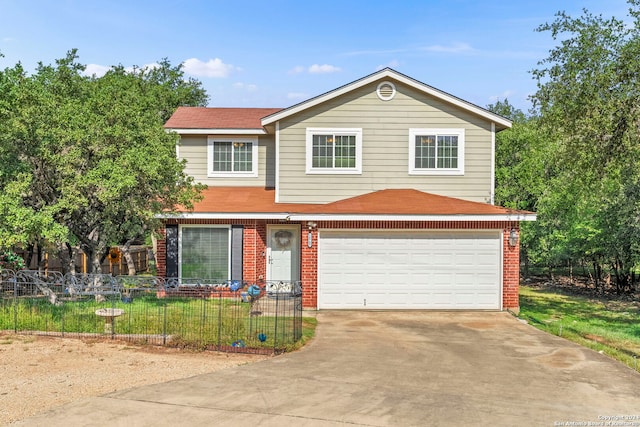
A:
242;225;257;284
158;219;521;311
301;228;318;309
502;227;520;312
242;222;267;285
303;220;521;311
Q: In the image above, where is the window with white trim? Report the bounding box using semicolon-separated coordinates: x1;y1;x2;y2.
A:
207;137;258;177
306;128;362;174
409;128;465;175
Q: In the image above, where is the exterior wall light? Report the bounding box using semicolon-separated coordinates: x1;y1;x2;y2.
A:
508;228;518;247
307;222;317;248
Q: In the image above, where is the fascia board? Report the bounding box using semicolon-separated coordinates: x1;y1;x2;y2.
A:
289;213;537;222
157;213;290;220
165;128;267;135
157;213;537;222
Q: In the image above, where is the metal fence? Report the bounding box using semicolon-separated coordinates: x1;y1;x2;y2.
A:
0;270;302;354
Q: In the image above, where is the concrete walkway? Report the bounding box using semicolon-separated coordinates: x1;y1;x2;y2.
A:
13;311;640;426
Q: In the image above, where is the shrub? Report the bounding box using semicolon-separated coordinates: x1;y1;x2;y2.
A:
0;251;25;272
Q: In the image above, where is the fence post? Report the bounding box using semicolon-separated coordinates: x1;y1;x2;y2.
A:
273;292;280;352
162;302;168;345
217;291;222;350
12;276;18;333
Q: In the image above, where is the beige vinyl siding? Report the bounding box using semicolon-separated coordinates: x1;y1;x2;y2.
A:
179;134;275;187
277;80;494;204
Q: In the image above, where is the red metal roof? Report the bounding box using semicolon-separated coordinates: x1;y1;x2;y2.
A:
182;187;524;216
164;107;283;130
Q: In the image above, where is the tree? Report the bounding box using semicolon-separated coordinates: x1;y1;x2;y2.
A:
530;1;640;290
0;50;208;273
488;100;553;277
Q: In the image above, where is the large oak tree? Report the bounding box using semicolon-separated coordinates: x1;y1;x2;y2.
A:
0;50;207;273
525;0;640;290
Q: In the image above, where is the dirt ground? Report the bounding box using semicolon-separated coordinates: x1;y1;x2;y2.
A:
0;333;269;425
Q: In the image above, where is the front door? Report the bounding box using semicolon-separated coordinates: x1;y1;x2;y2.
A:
267;225;300;281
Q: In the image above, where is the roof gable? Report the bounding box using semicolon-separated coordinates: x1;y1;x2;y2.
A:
261;68;511;130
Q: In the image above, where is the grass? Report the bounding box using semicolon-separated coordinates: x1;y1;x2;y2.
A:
519;285;640;371
0;295;311;352
282;317;317;352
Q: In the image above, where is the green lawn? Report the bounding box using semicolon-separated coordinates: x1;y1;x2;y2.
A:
0;295;311;352
519;285;640;371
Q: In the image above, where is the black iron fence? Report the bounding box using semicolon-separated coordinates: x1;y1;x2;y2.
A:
0;270;302;354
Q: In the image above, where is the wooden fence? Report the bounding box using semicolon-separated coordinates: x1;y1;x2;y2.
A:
15;246;153;275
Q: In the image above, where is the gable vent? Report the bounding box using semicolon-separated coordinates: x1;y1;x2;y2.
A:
376;81;396;101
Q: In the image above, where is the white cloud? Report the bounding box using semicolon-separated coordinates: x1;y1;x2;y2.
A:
422;42;475;54
287;92;309;100
376;60;400;71
233;82;258;92
288;66;306;75
1;37;15;43
288;64;341;74
182;57;236;78
83;63;111;77
308;64;341;74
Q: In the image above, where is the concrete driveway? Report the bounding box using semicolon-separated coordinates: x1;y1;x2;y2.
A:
14;311;640;426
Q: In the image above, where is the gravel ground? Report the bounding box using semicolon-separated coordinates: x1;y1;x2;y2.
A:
0;333;269;425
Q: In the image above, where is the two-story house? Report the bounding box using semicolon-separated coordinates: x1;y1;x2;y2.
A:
158;68;535;312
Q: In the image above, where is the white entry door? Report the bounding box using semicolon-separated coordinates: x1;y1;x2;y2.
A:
267;225;300;281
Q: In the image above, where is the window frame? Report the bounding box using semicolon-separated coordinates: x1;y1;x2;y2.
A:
207;137;258;178
305;127;363;175
178;224;231;281
408;128;465;175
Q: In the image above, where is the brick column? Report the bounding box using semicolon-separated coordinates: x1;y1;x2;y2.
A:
301;228;318;309
502;227;520;313
242;222;267;285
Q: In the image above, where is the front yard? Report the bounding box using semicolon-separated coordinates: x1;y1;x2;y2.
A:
0;293;307;353
519;284;640;372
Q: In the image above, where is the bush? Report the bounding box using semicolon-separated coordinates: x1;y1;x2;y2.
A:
0;251;25;272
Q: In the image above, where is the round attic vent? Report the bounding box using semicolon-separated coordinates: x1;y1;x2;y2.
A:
376;81;396;101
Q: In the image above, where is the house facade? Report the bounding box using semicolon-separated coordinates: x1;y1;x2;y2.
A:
157;68;535;312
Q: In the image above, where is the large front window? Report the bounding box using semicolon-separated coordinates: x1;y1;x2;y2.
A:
207;138;258;177
409;128;465;175
180;226;229;280
306;128;362;174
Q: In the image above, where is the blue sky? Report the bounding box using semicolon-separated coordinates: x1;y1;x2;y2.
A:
0;0;632;112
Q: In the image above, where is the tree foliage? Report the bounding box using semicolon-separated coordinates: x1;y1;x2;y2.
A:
517;1;640;291
0;50;208;272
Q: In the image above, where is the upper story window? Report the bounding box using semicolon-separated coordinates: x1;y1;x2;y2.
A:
207;137;258;178
408;128;465;175
305;128;362;174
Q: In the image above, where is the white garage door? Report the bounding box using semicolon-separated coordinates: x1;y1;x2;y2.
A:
318;230;501;310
